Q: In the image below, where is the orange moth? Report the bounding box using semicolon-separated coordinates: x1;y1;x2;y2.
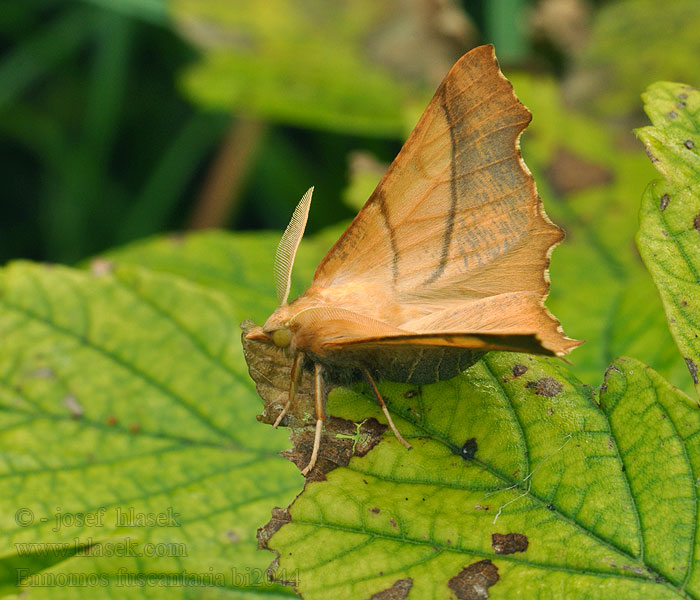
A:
245;45;581;475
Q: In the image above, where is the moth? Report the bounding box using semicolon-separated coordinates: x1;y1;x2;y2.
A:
245;44;581;475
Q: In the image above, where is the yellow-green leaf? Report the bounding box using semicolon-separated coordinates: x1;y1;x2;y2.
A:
0;261;300;597
636;81;700;397
267;354;700;599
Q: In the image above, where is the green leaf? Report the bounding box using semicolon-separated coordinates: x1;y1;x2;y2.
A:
169;0;473;136
636;81;700;397
0;261;300;597
266;354;700;599
636;82;700;187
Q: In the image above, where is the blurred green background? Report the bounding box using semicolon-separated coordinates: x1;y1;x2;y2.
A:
6;0;699;265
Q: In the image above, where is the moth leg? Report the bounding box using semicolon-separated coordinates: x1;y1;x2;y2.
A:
273;352;303;428
361;367;412;450
301;362;325;476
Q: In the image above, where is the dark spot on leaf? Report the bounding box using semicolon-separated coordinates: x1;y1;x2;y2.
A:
645;148;659;163
460;438;478;460
257;507;291;550
129;423;140;434
667;111;678;119
370;507;381;514
545;147;614;196
226;530;240;543
546;504;555;511
368;578;413;600
694;213;700;233
661;230;669;237
526;377;563;397
685;140;695;149
621;465;626;472
682;300;688;306
660;193;670;211
685;358;699;384
286;416;386;480
474;504;489;510
679;93;688;99
492;532;529;554
512;364;528;378
448;560;499;600
390;518;398;529
106;415;118;426
404;388;420;399
678;101;687;108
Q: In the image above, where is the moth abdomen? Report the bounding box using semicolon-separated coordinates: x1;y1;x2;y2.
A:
317;347;483;386
367;347;483;385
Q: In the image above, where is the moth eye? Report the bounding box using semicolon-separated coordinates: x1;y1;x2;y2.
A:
271;328;292;348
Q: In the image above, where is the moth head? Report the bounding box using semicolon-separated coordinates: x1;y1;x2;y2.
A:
261;306;295;348
245;312;293;349
246;187;314;349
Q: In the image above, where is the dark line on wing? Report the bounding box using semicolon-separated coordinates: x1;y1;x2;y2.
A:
377;191;399;283
426;85;459;285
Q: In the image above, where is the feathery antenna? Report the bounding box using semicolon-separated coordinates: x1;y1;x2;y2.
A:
273;187;313;305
